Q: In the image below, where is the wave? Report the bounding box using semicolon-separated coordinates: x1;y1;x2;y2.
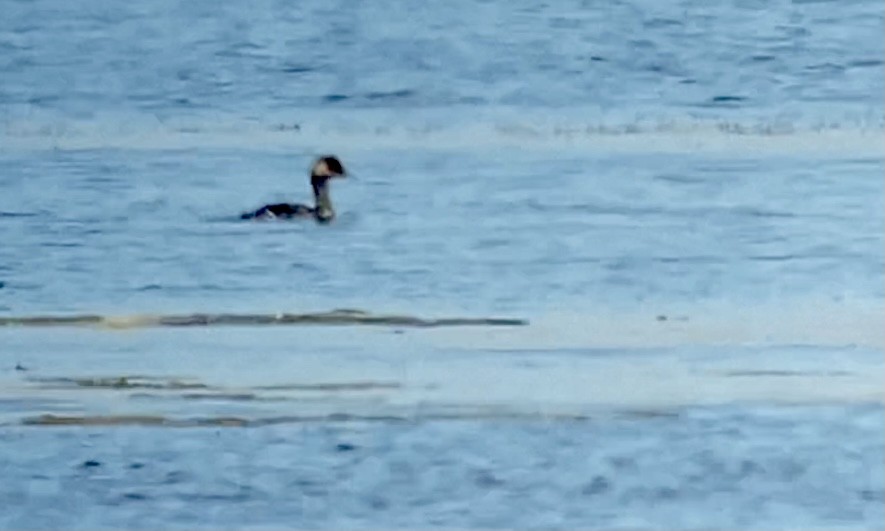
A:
20;410;594;427
0;308;527;329
25;375;402;392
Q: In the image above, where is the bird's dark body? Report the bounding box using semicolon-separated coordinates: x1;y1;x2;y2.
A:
240;203;314;220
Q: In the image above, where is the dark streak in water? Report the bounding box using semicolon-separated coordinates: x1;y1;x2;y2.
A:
27;376;208;390
847;59;883;68
0;211;39;218
710;95;747;103
723;369;853;378
256;381;402;391
21;411;592;427
365;89;415;100
25;375;402;393
280;65;314;74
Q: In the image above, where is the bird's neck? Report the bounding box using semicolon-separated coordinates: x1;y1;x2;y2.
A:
311;176;334;221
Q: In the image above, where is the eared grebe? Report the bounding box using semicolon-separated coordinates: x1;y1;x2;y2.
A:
240;155;347;222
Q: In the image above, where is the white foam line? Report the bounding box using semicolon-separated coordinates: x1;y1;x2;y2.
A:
2;118;883;157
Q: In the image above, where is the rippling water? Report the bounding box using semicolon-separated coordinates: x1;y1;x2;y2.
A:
1;0;883;529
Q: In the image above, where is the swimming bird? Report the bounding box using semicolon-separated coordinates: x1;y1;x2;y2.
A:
240;155;347;222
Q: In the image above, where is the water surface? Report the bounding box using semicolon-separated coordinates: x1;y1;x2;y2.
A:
1;0;883;528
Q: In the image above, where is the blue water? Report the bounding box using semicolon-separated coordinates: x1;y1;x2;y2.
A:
1;0;883;529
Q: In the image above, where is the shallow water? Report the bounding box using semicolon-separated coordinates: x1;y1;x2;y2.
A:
1;0;884;528
2;406;883;530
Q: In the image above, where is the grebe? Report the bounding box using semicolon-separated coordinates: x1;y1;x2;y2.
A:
240;155;347;222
